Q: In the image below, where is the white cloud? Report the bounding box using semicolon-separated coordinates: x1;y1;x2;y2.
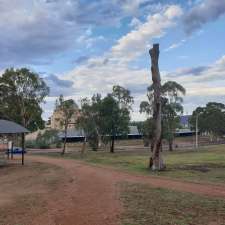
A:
164;55;225;112
164;39;186;52
42;5;183;121
111;5;183;62
0;0;158;68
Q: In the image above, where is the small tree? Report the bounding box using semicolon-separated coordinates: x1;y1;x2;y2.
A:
100;94;130;153
77;94;102;151
56;95;77;155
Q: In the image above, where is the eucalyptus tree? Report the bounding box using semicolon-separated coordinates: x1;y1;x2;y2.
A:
77;94;102;151
55;95;78;155
140;80;185;164
0;68;49;131
100;94;130;153
190;102;225;141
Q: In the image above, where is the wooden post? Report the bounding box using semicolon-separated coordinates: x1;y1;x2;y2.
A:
149;44;165;170
10;142;14;160
21;133;25;165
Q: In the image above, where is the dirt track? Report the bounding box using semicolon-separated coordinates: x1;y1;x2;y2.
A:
5;155;225;225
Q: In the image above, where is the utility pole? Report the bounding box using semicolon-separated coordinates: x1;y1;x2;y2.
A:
195;114;198;149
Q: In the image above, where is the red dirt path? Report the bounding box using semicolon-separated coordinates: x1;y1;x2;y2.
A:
27;155;225;225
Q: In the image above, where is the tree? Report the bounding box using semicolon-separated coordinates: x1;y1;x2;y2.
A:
55;95;77;155
140;44;185;170
140;81;185;152
0;68;49;131
112;85;134;109
100;94;130;153
148;44;163;170
77;86;133;153
190;102;225;141
77;94;102;151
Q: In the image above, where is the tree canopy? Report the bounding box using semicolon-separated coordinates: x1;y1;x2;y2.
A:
77;85;133;152
190;102;225;139
140;80;185;151
0;68;49;131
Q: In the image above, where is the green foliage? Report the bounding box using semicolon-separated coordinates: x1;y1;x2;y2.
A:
77;94;102;151
0;68;49;131
190;102;225;139
131;120;154;146
78;86;133;152
100;94;130;152
140;81;185;150
112;85;134;109
26;129;61;149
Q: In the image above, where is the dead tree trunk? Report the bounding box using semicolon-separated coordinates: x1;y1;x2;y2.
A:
149;44;165;170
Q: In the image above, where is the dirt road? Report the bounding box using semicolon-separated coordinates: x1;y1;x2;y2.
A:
3;155;225;225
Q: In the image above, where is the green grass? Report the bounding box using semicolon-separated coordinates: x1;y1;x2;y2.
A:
42;144;225;184
120;182;225;225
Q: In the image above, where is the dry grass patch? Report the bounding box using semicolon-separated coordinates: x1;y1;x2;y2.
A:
0;162;66;225
120;182;225;225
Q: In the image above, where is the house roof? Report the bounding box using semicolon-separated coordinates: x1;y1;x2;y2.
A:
0;120;29;134
58;126;140;138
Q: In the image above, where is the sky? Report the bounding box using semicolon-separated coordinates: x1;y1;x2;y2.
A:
0;0;225;121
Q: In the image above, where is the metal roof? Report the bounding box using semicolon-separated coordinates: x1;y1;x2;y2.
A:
58;126;140;138
0;120;29;134
58;129;85;138
128;126;140;135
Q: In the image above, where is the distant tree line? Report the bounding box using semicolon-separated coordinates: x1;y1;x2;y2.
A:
190;102;225;141
1;67;225;155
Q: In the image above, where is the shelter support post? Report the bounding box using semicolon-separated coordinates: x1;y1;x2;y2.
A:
22;133;25;165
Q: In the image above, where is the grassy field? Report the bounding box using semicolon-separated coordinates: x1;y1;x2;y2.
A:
120;182;225;225
44;144;225;185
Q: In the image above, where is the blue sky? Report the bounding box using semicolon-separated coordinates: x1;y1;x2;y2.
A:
0;0;225;121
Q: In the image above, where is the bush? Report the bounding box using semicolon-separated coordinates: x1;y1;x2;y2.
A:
26;129;61;149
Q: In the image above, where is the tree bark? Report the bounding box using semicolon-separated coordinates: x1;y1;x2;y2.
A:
168;139;173;151
61;126;67;155
149;44;165;170
110;135;115;153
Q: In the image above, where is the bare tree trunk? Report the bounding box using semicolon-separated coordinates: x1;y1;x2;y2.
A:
149;44;165;170
168;139;173;151
61;126;67;155
81;136;86;155
110;135;115;153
